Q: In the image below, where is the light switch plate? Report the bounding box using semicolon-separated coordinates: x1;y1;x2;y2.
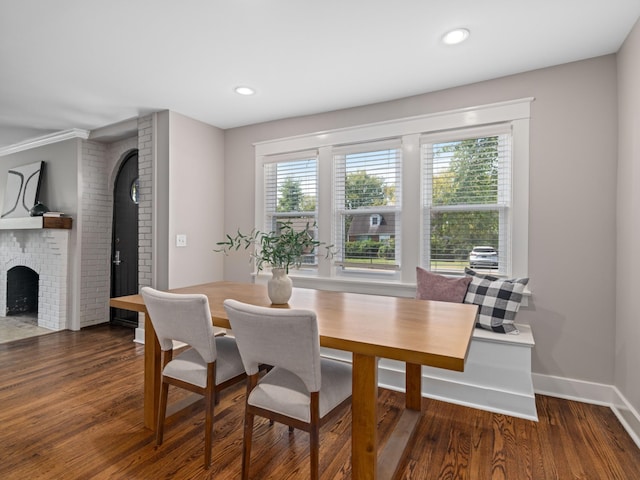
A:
176;234;187;247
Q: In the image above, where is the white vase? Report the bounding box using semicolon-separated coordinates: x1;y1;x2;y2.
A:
268;267;292;304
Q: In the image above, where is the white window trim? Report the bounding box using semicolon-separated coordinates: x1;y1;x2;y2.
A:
254;98;532;297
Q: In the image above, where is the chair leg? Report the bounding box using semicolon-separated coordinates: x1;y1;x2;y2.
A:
156;380;170;445
203;390;215;469
157;350;173;446
310;425;320;480
242;411;254;480
204;362;216;469
309;391;320;480
242;374;259;480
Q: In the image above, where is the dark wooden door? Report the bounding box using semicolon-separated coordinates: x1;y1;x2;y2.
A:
110;152;139;327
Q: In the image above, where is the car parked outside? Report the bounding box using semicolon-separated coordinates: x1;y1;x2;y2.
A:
469;246;498;268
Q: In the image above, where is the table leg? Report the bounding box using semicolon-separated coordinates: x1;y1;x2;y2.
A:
352;353;379;480
143;311;161;430
377;362;423;480
405;363;422;411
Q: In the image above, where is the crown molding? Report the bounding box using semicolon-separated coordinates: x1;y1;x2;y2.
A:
0;129;91;157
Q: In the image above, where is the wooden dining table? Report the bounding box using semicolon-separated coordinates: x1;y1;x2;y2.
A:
110;281;478;480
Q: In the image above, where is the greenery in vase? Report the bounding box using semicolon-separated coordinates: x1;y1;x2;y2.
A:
214;221;334;274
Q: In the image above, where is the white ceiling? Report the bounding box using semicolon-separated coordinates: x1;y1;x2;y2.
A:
1;0;639;150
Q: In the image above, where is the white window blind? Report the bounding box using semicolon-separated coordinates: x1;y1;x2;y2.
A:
334;140;402;271
264;151;319;268
422;126;512;275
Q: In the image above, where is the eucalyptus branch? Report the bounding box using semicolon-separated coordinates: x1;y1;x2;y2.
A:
214;221;334;273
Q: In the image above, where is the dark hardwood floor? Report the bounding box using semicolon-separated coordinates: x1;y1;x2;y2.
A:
1;325;639;479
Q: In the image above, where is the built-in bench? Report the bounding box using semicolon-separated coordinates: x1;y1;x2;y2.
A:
421;324;536;420
322;323;537;421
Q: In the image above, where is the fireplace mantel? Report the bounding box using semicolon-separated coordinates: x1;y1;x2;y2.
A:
0;216;72;230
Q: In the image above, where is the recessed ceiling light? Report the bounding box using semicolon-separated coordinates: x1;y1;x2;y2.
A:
442;28;470;45
234;86;256;96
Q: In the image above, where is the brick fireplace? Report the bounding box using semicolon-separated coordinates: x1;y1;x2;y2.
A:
0;226;70;331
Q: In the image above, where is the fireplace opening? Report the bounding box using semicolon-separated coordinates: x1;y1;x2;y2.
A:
6;266;39;317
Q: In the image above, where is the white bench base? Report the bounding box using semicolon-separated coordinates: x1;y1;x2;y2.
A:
322;323;537;421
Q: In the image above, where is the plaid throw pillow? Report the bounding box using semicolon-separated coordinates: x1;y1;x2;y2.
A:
463;268;529;334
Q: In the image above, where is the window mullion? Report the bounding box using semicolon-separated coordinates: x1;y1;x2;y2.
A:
317;146;333;277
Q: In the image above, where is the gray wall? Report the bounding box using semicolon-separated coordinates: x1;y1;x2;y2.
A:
616;18;640;425
153;111;226;290
0;139;80;217
224;55;619;385
166;111;225;289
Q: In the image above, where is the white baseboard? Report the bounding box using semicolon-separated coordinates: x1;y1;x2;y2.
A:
134;327;144;344
533;373;640;449
532;372;615;405
611;387;640;450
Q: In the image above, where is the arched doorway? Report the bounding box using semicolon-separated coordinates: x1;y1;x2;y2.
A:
110;151;139;327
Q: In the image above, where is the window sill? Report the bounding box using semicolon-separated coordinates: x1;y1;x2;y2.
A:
253;271;531;306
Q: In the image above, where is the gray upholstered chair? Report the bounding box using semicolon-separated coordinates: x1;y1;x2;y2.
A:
141;287;246;469
223;299;352;480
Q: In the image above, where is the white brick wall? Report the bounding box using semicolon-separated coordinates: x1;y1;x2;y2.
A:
80;141;110;328
134;115;154;335
80;137;138;328
0;229;70;330
137;115;153;290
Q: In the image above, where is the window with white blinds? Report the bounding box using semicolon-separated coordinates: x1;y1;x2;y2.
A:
422;125;512;275
264;152;319;268
254;98;530;290
334;140;401;271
